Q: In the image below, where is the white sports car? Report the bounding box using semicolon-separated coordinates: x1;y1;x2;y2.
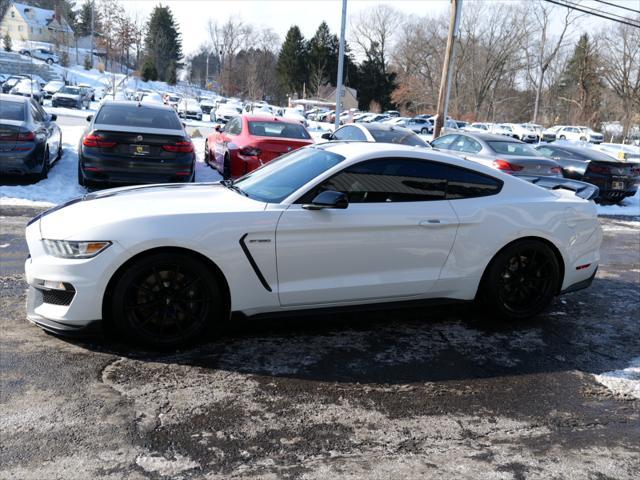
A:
25;143;602;347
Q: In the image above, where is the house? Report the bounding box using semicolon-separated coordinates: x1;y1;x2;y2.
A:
317;84;358;111
0;2;74;46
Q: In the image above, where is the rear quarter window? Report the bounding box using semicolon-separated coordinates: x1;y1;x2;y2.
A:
368;128;427;146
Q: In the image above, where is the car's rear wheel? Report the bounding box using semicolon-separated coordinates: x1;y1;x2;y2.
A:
46;58;53;65
111;252;222;348
479;240;560;320
559;135;566;140
204;140;210;166
34;148;49;181
222;154;231;179
421;128;428;134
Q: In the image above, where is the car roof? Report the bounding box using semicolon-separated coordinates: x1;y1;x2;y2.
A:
100;99;175;111
448;131;519;142
0;93;30;103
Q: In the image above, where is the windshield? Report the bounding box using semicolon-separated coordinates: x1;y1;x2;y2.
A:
488;141;540;156
60;87;80;95
95;104;182;129
248;121;310;139
368;127;428;147
233;147;345;203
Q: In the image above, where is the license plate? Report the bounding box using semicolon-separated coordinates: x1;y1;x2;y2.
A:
612;181;625;190
131;144;150;155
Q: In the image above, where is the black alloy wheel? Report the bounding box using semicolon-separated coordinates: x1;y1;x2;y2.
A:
480;240;560;319
222;154;231;179
112;253;222;348
204;140;210;165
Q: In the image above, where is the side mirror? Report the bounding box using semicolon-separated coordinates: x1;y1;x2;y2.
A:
321;132;333;140
214;124;223;132
49;114;57;122
86;114;93;122
182;122;187;129
302;190;348;210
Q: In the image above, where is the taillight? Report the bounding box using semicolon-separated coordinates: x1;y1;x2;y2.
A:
83;134;116;148
162;141;194;153
239;146;261;157
493;159;524;172
18;131;35;141
588;164;610;175
550;166;563;175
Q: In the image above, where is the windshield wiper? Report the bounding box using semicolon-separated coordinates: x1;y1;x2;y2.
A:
221;179;249;197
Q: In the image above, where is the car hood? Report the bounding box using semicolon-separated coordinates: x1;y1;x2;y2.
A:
39;183;267;240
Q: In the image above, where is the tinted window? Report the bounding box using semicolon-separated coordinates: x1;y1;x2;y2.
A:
60;86;80;95
367;127;427;146
333;126;367;141
234;147;344;203
95;105;182;130
536;146;555;158
487;141;540;156
443;166;502;199
450;135;482;154
307;158;447;203
248;121;310;139
431;134;458;149
0;100;25;120
226;117;242;135
29;103;43;122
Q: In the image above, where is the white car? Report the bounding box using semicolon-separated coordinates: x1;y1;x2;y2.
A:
556;126;604;144
214;103;243;123
508;124;539;143
20;47;59;64
10;79;44;103
42;80;65;99
178;99;203;120
466;123;492;132
24;142;602;348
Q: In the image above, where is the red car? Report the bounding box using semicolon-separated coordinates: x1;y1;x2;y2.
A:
204;114;314;178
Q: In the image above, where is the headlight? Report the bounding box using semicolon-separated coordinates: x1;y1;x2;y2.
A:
43;240;111;259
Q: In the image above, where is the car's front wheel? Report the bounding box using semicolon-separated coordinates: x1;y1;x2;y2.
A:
111;252;223;348
559;135;566;140
421;128;428;134
46;58;53;65
479;239;560;320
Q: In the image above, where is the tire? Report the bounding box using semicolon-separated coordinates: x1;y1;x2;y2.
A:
204;140;210;166
77;159;86;187
580;137;587;141
34;148;50;181
110;252;223;348
478;239;560;320
222;154;231;179
559;135;566;140
421;128;428;134
46;58;53;65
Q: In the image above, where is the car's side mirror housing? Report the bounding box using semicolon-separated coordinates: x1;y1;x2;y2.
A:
214;124;223;132
321;132;333;140
302;190;349;210
86;114;93;122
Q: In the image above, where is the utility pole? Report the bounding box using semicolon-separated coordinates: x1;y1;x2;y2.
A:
334;0;347;130
90;0;95;69
433;0;463;139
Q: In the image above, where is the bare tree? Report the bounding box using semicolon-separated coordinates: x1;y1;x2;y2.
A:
350;4;403;73
525;0;581;123
599;21;640;138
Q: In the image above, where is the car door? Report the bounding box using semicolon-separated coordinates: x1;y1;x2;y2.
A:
32;100;60;157
275;157;460;307
213;116;241;169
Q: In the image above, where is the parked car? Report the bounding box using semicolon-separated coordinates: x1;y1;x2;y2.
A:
78;100;195;187
322;123;430;147
506;123;539;143
403;117;433;134
51;86;90;109
42;80;65;99
199;98;216;114
430;131;562;177
0;93;61;178
24;141;602;347
466;122;491;132
1;75;29;94
535;143;639;203
490;123;518;138
77;83;97;101
19;47;59;64
9;79;44;104
213;103;243;123
555;126;604;144
282;107;307;126
178;99;203;121
205;114;313;178
523;123;556;142
384;110;401;117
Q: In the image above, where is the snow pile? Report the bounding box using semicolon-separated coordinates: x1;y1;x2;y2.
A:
597;188;640;217
0;126;221;207
0;126;86;207
594;357;640;399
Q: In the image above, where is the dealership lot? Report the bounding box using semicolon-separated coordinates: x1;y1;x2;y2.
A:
1;202;638;479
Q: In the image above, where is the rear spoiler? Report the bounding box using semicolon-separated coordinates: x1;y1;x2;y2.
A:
518;175;599;201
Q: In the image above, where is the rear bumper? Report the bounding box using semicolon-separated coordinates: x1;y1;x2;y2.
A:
0;151;41;175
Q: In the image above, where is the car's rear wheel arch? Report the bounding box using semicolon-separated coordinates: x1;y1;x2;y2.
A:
478;236;565;298
102;246;231;330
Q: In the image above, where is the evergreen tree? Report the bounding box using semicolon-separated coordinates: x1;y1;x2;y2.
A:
307;22;339;94
3;32;11;52
560;34;602;126
355;41;396;111
141;57;158;82
276;26;308;98
145;5;182;83
76;0;101;38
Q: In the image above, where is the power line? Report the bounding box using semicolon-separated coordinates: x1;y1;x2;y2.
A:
543;0;640;28
593;0;640;15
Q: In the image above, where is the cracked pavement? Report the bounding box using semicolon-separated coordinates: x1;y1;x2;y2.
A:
1;206;639;479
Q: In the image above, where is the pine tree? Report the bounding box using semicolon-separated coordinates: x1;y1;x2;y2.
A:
76;0;101;38
276;26;308;98
145;5;182;83
308;22;339;94
3;32;12;52
355;41;396;111
141;58;158;82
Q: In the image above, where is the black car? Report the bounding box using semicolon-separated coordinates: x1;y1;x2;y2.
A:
78;100;196;187
52;86;91;109
0;94;62;179
535;143;640;203
431;131;563;177
322;123;430;147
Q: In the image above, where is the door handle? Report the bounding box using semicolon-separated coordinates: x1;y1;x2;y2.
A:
419;219;451;227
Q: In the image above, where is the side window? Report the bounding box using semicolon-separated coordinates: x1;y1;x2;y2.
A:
33;101;49;121
306;158;447;203
536;146;555;157
29;102;43;122
333;126;366;141
442;165;503;199
226;117;241;135
450;135;481;154
431;134;458;150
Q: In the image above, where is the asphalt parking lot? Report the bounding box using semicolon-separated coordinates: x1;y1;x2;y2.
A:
1;205;639;479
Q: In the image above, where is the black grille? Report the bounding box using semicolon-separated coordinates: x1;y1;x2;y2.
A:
41;288;75;306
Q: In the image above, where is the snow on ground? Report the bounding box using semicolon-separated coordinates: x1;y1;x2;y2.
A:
596;188;640;217
594;357;640;400
0;125;221;207
0;126;86;207
44;105;97;118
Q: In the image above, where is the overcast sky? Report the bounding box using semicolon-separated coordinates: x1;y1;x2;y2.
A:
119;0;637;57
